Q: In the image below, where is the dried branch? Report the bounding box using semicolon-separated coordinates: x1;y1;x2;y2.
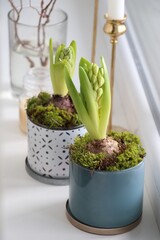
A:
8;0;57;67
37;0;57;66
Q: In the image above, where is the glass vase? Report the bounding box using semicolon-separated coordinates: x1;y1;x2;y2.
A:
8;7;68;96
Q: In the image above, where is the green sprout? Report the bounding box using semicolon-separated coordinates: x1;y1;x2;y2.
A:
64;57;111;140
49;39;76;97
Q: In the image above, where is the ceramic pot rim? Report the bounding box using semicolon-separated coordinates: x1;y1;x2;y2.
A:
70;157;145;175
27;116;84;131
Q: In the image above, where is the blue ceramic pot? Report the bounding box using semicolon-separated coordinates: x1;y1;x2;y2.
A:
68;160;145;228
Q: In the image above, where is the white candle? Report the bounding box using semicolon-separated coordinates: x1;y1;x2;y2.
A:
108;0;125;20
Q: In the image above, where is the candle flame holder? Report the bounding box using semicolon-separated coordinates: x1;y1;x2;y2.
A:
103;14;127;131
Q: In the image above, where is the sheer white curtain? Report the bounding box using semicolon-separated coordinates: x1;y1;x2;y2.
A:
126;0;160;140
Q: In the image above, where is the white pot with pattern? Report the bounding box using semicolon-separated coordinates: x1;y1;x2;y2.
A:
26;118;86;185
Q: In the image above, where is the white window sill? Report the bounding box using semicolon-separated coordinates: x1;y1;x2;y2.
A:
0;91;160;240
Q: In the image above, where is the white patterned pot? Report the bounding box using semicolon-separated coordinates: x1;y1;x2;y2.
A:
26;118;86;184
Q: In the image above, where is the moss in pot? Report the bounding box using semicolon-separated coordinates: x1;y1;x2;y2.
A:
64;56;146;234
26;40;86;185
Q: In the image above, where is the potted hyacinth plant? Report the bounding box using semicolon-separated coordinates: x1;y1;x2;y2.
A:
26;40;86;185
64;57;146;234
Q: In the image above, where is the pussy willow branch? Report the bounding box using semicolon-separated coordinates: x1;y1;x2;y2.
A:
37;0;57;66
8;0;22;43
8;0;57;67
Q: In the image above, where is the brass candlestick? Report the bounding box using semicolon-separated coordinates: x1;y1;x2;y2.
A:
103;14;127;131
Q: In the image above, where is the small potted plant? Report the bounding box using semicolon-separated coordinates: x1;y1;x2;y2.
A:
64;57;146;234
26;40;86;185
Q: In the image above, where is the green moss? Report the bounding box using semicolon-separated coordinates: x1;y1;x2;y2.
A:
70;134;106;169
27;92;81;128
70;131;146;171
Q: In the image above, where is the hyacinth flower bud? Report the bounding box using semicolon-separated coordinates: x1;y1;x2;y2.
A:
49;39;76;97
65;56;111;140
